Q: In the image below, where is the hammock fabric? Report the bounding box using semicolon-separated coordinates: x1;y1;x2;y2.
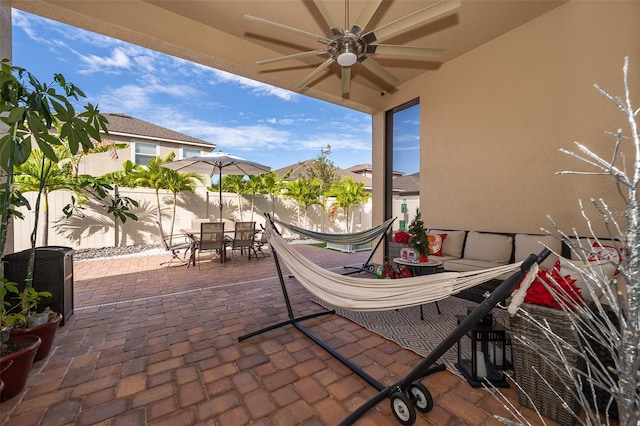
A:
273;217;395;245
265;220;529;312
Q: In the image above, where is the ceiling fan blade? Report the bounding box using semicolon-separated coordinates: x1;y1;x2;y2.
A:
295;57;336;89
359;57;399;87
363;0;461;43
257;50;328;65
341;66;351;95
369;44;443;58
351;0;383;35
245;14;332;44
313;0;342;36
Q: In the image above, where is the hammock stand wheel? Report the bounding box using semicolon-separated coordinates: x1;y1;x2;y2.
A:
239;215;550;425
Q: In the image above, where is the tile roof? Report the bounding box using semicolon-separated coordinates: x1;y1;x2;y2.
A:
274;160;372;188
0;113;215;149
103;113;214;148
393;172;420;194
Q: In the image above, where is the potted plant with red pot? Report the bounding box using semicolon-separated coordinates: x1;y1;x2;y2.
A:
0;278;41;402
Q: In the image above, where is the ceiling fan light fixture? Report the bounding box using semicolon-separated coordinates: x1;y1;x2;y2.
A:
337;51;357;67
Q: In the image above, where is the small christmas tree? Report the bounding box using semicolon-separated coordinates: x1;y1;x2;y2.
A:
407;209;430;259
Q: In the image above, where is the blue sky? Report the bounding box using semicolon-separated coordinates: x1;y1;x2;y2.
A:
11;9;420;174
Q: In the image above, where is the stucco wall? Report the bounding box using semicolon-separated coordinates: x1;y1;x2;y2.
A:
373;0;639;238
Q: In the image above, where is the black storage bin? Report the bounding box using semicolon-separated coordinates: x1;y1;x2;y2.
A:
2;246;74;326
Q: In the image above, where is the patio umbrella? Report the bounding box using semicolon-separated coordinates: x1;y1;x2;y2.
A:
162;151;271;221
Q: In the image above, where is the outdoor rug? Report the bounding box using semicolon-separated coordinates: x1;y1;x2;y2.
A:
315;296;510;374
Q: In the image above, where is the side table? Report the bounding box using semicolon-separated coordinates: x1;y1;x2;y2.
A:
393;258;444;318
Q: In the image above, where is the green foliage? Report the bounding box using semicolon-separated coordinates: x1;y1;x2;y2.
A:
330;177;370;232
283;178;322;226
0;278;23;329
0;277;51;330
305;145;338;195
220;175;247;220
123;153;202;245
407;209;429;256
0;58;107;319
0;59;108;172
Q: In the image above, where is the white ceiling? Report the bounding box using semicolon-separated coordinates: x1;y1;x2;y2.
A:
12;0;566;113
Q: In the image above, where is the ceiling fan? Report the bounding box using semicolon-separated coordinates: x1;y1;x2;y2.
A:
245;0;461;95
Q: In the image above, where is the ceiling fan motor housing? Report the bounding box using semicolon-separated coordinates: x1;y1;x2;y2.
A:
329;34;366;67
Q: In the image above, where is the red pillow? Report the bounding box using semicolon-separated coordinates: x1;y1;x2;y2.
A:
427;233;447;256
523;268;583;310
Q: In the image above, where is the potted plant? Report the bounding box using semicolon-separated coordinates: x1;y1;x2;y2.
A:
0;59;107;398
0;278;41;402
407;209;430;262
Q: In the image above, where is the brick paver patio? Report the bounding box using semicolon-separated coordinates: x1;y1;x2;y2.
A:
0;244;556;425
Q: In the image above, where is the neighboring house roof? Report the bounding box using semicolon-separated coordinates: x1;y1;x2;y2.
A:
274;160;372;189
346;163;404;179
0;113;215;150
393;172;420;195
102;113;214;149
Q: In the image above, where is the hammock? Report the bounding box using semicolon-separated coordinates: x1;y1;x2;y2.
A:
273;217;395;275
241;215;549;425
273;217;395;245
265;219;526;311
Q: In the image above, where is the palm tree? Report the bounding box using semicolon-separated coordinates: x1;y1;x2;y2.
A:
165;169;203;244
220;175;246;221
125;153;176;243
243;174;263;223
260;170;291;218
283;178;322;227
331;177;370;232
14;148;86;246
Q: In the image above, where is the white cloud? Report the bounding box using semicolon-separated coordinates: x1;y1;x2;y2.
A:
211;69;298;101
76;48;132;74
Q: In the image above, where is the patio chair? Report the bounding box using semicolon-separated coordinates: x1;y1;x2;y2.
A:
229;221;258;264
160;234;192;266
197;222;227;268
253;224;270;258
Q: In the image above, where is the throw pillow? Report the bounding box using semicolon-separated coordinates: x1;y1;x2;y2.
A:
588;241;624;276
522;268;583;310
556;257;617;302
427;233;447;256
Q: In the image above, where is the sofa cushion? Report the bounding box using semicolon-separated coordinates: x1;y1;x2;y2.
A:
515;234;561;270
429;229;465;258
463;231;512;263
444;258;509;272
428;254;461;263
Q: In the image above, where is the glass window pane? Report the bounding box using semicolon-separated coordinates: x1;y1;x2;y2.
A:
183;148;201;158
135;143;156;155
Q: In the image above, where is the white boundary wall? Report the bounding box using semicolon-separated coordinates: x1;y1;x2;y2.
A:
11;188;373;251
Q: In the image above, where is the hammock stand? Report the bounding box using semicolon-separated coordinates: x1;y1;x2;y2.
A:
239;215;550;425
272;217;396;275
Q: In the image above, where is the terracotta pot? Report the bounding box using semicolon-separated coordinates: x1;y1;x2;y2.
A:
11;312;62;362
0;335;41;402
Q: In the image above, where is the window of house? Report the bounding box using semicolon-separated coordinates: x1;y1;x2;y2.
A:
182;148;201;159
133;142;157;166
385;98;420;232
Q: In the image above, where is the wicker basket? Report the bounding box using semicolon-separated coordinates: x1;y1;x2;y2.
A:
510;303;581;426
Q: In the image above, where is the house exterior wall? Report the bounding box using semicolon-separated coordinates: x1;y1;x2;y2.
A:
78;136;213;177
373;1;639;241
